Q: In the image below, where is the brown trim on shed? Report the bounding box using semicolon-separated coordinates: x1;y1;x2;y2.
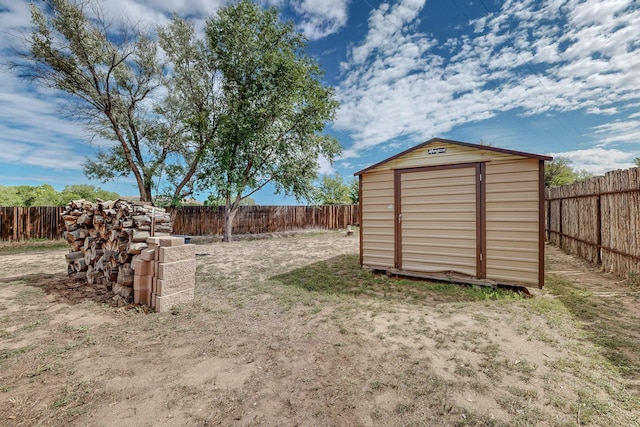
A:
358;174;363;266
354;138;552;176
395;162;483;275
538;160;545;288
393;169;401;269
478;162;486;279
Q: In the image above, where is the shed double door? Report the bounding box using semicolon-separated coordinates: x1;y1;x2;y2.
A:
395;163;484;278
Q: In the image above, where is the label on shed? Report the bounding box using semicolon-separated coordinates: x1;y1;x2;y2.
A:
427;147;446;155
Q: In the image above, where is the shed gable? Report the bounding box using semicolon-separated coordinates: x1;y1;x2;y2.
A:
363;141;526;173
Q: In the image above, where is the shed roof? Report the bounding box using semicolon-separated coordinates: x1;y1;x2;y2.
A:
354;137;552;176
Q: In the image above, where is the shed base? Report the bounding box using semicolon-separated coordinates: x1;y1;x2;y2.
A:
364;266;533;295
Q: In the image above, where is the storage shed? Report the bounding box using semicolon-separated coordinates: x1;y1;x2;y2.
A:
355;138;552;288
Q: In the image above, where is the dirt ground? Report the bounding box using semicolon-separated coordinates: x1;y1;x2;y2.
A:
0;232;639;426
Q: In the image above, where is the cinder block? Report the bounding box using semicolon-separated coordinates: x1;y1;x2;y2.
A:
135;289;150;306
156;274;195;296
134;259;153;276
146;237;162;246
158;244;195;263
134;275;152;291
155;288;195;313
157;258;197;281
159;236;185;247
140;248;156;261
152;276;158;294
150;292;156;309
153;260;159;276
144;289;152;307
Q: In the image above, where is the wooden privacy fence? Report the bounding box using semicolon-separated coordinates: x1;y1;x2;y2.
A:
0;204;359;242
546;167;640;279
0;206;65;241
169;205;359;236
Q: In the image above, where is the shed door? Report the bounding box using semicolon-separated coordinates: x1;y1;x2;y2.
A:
396;164;483;278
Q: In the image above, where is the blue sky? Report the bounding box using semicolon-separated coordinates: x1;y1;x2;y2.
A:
1;0;639;204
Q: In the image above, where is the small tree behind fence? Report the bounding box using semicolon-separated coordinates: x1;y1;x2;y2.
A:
0;204;359;242
546;167;640;280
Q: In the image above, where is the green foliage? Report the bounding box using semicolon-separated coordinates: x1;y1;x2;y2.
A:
348;178;359;204
545;157;575;187
16;0;207;203
311;174;352;205
544;157;592;187
634;157;640;168
0;185;58;206
197;0;340;240
574;168;593;183
59;185;119;203
204;195;256;207
0;184;119;206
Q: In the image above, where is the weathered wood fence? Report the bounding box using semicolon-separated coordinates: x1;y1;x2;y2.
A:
169;205;359;236
0;204;359;242
0;206;65;241
546;167;640;279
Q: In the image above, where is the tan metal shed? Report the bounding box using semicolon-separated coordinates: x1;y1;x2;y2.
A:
355;138;552;288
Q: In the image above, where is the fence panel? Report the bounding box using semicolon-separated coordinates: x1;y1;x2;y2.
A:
546;167;640;279
0;205;359;242
168;204;359;236
0;206;65;242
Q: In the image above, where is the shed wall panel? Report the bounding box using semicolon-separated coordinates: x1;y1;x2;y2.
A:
361;170;395;268
485;159;540;284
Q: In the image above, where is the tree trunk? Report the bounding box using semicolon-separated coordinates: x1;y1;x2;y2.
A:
223;207;236;242
140;178;153;203
222;195;240;242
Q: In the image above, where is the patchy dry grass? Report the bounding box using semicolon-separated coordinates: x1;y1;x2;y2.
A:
0;234;639;426
545;274;640;381
273;253;525;303
0;238;68;254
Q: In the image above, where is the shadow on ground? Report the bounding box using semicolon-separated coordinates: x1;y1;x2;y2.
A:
1;272;115;306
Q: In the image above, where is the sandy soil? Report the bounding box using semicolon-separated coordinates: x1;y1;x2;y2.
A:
0;232;639;426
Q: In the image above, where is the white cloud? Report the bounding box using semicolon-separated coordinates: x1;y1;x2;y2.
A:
335;0;640;159
293;0;351;40
550;148;637;175
317;155;336;175
587;107;618;115
591;120;640;145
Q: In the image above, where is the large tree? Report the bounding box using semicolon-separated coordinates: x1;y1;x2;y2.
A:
156;17;222;205
199;0;340;241
13;0;205;203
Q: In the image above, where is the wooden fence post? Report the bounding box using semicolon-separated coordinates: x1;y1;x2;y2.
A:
596;194;602;265
546;199;551;240
558;199;563;248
